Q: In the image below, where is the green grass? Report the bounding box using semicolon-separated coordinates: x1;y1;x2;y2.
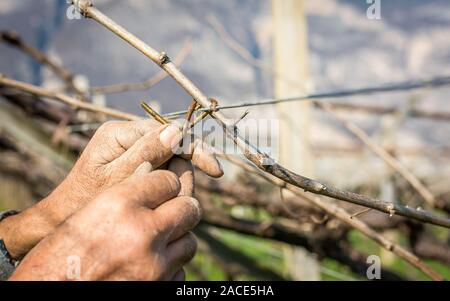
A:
187;251;228;281
188;226;359;281
187;224;450;281
348;229;450;280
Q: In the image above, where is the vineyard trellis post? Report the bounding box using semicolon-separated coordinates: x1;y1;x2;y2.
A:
272;0;319;280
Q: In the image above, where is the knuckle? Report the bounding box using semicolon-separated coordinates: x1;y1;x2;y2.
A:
152;170;181;192
99;120;121;133
148;212;167;237
134;120;160;136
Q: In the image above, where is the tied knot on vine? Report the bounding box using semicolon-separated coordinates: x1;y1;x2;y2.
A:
208;98;219;113
70;0;92;18
387;203;396;218
159;52;171;65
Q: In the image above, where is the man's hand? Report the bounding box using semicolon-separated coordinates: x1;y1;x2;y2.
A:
10;162;200;280
0;120;222;259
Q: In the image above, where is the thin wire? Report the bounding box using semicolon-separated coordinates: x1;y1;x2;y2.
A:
163;75;450;118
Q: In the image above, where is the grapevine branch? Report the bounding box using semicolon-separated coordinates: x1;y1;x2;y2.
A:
0;42;448;278
0;75;140;121
207;16;445;212
71;0;450;229
0;31;86;99
206;15;300;88
135;99;445;279
318;101;439;209
199;205;407;280
219;154;443;280
196;174;450;265
0;72;438;279
90;39;192;95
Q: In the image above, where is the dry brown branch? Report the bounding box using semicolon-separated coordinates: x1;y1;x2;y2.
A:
182;99;198;135
0;75;140;121
204;15;448;221
0;31;86;98
206;15;301;89
300;195;444;280
350;208;372;219
220;154;444;280
199;179;450;270
196;173;322;221
141;101;168;124
199;196;407;280
90;39;193;95
4;87;446;276
210;15;439;209
318;101;438;209
70;0;450;228
0;89;78;125
405;222;450;266
245;153;449;227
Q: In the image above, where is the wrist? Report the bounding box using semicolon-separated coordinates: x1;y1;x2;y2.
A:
0;211;18;260
0;238;16;280
0;205;55;260
0;211;19;273
9;220;90;281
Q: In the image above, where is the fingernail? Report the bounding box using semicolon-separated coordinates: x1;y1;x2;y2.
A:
134;162;153;175
159;125;182;149
216;161;224;177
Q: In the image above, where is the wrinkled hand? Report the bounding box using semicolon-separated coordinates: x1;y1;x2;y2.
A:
0;120;221;259
45;120;221;222
10;160;200;280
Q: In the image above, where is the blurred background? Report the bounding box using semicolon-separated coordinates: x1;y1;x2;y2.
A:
0;0;449;280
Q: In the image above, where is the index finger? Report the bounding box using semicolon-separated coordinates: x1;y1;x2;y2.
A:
110;170;181;209
111;125;183;176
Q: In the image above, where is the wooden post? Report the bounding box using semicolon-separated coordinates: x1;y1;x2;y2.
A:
272;0;319;280
272;0;314;176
